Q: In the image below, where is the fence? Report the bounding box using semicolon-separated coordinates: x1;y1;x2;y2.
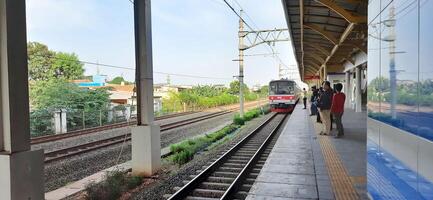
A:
30;105;138;137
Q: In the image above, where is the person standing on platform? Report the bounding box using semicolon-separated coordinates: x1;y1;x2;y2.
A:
316;86;324;123
302;88;307;109
317;81;333;135
310;86;318;116
331;83;346;138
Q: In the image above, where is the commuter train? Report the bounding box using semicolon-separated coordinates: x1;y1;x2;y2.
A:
268;79;301;113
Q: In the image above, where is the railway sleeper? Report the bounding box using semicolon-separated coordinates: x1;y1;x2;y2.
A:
222;162;246;168
219;167;243;173
185;196;219;200
206;176;235;183
191;188;225;198
212;171;239;178
234;190;249;199
229;155;251;160
199;182;230;190
225;159;249;164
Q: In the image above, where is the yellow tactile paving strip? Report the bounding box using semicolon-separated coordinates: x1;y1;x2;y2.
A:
311;116;360;200
319;136;360;200
350;176;367;185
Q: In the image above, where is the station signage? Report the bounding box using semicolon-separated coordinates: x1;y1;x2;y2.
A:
304;75;320;80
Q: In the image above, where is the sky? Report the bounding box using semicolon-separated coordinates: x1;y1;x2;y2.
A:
26;0;301;87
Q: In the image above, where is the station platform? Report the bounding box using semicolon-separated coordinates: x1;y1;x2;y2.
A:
246;106;367;200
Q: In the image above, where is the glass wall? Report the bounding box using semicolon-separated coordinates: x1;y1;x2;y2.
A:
368;0;433;199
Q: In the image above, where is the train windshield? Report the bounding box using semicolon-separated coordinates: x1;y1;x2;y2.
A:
269;81;294;95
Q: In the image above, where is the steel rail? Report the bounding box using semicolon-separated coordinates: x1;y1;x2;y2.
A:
31;111;197;145
167;112;287;200
43;109;240;163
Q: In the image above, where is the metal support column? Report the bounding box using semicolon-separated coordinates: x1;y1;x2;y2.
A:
323;65;327;81
355;67;362;112
0;0;44;199
345;71;352;108
238;10;244;117
132;0;161;176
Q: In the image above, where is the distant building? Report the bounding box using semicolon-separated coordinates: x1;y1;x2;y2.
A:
154;83;192;99
73;75;108;87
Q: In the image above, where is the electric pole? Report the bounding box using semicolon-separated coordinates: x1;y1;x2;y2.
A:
389;4;397;119
238;10;245;117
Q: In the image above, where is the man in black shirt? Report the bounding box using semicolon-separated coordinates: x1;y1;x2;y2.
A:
317;81;333;135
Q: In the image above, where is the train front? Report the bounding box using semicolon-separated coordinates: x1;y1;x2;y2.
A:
268;80;299;113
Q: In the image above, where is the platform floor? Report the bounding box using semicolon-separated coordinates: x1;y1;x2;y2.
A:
246;106;367;200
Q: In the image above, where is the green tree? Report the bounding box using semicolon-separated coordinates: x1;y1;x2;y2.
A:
51;52;84;80
228;80;250;95
30;79;110;111
108;76;131;85
29;80;111;134
28;42;54;81
27;42;84;81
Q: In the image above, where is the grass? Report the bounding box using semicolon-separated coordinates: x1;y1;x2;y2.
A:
85;171;143;200
169;105;270;165
169;124;239;165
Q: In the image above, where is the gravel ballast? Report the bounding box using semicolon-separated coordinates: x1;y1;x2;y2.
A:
130;113;279;200
44;112;235;192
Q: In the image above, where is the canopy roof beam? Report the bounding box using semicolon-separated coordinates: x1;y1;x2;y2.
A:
303;23;338;45
314;0;367;23
304;43;330;56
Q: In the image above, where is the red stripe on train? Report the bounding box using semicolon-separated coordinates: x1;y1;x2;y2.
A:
268;95;295;100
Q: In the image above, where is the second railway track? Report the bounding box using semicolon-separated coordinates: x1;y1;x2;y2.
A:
166;112;288;200
43;110;233;163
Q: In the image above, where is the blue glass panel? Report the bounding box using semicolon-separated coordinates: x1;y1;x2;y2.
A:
368;140;433;200
419;0;433;142
378;0;419;137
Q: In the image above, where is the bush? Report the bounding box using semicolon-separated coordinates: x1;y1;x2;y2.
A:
233;107;267;126
85;171;143;200
233;114;245;125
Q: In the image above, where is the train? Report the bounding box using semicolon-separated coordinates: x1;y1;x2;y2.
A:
268;79;301;113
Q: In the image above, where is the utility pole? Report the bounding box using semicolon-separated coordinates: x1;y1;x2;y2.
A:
389;4;397;119
238;10;245;117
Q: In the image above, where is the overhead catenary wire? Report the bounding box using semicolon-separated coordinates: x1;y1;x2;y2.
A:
222;0;295;76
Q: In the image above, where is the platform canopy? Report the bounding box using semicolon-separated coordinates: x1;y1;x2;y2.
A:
282;0;367;81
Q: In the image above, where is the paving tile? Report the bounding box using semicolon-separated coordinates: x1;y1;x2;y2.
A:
261;163;315;175
249;182;318;199
246;195;309;200
255;172;316;185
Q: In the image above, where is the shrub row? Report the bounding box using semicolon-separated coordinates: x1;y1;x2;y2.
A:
85;171;142;200
233;105;271;126
170;124;239;165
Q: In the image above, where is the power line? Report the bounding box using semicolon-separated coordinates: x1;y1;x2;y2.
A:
31;54;232;80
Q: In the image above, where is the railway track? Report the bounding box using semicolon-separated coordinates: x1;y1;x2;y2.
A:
166;112;288;200
31;111;197;145
33;100;266;145
43;110;233;163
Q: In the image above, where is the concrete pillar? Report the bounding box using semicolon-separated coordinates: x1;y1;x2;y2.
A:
345;71;352;108
107;105;113;122
125;106;131;120
53;110;67;134
0;1;44;199
132;0;161;177
355;67;362;112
